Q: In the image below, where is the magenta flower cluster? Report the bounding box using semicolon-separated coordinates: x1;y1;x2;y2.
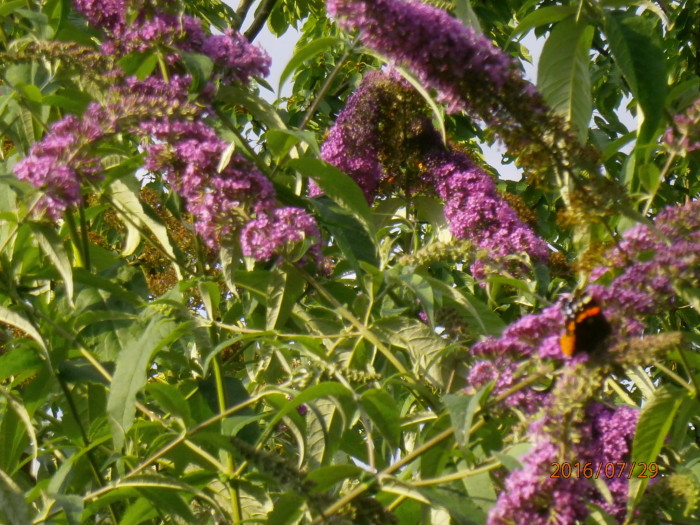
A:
140;93;322;257
15;3;321;263
14;116;99;219
423;148;549;278
241;207;323;262
318;69;548;278
663;97;700;154
74;0;270;82
469;199;700;404
327;0;517;114
318;71;390;199
489;403;638;524
468;199;700;522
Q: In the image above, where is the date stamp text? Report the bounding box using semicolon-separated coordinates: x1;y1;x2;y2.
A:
550;462;659;479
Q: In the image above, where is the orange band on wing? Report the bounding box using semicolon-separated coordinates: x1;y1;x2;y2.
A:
575;306;601;323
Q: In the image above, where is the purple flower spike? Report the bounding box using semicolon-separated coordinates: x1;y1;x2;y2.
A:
327;0;517;114
319;71;394;200
424;148;549;278
241;207;323;263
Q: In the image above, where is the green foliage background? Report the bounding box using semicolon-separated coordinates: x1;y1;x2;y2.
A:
0;0;699;523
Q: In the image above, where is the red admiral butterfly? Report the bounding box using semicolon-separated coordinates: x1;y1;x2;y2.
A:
560;296;611;357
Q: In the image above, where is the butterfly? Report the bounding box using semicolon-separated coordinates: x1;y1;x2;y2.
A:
560;296;611;357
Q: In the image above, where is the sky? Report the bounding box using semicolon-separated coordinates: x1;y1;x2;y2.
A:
235;2;636;181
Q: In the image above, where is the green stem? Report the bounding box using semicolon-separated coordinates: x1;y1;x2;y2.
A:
212;355;243;523
299;35;360;131
78;203;91;272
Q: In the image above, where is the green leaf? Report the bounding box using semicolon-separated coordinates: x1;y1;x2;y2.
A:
0;1;25;16
0;468;30;525
373;317;447;387
41;93;91;114
267;491;305;525
511;6;576;38
537;16;594;141
604;12;667;145
54;495;83;525
106;315;177;450
289;158;375;238
454;0;482;34
217;85;287;130
310;196;378;270
627;386;685;516
146;382;192;426
305;464;363;493
113;474;224;517
29;222;74;305
266;129;320;160
279;36;345;92
109;178;182;280
444;393;481;448
0;305;47;352
360;388;402;450
0;385;38;464
389;267;435;324
117;51;158;81
0;347;41;383
265;383;353;431
266;266;306;330
181;52;214;91
424;278;505;335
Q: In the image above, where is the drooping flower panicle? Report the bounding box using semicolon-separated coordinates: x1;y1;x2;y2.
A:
14;2;319;264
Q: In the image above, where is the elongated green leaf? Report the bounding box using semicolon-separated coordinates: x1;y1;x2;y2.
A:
267;491;305;525
278;36;344;92
29;223;74;305
0;0;25;16
113;474;224;516
444;393;480;448
310;196;378;269
373;317;447;386
0;305;46;352
289;158;375;238
455;0;481;33
605;12;667;145
627;386;685;516
425;278;505;335
0;347;42;383
511;5;576;39
109;179;182;279
305;464;363;493
106;315;176;449
266;266;306;330
0;468;30;525
360;388;401;450
117;51;158;80
396;65;446;144
537;16;594;141
266;382;353;431
217;85;287;129
0;385;38;462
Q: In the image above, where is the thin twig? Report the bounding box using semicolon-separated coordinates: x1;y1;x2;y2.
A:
244;0;280;41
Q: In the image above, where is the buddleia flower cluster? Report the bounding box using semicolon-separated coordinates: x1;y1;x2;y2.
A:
73;0;271;83
319;69;548;278
326;0;598;180
13;0;322;264
663;97;700;154
467;199;700;523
